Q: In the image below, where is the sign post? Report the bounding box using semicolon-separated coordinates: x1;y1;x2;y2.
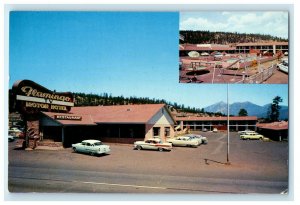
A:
12;80;74;149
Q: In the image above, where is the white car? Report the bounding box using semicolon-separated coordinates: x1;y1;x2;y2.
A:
9;127;22;133
72;140;110;156
240;133;264;140
277;59;288;73
238;130;257;135
9;127;23;136
134;138;172;152
185;134;208;145
167;136;199;148
238;129;252;134
8;135;15;142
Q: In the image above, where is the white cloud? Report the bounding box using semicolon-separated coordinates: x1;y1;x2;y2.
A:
180;17;228;32
180;12;288;39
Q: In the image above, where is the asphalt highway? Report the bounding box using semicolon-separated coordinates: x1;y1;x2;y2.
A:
6;132;289;199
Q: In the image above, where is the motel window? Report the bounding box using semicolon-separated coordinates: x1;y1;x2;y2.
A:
153;127;160;136
165;127;170;137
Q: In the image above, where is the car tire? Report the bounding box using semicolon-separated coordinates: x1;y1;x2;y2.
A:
158;147;163;152
73;147;77;152
137;145;142;150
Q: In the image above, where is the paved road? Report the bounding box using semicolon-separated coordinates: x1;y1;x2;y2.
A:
8;166;287;194
7;132;289;195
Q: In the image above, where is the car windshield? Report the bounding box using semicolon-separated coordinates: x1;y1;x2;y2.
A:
94;142;102;146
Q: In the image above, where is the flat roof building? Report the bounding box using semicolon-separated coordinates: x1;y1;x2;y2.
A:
180;42;288;56
175;116;258;132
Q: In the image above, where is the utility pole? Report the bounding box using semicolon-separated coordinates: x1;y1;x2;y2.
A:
226;84;231;165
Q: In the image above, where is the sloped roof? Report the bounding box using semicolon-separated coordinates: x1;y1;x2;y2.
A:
41;112;96;125
74;104;167;124
42;104;175;125
256;121;288;130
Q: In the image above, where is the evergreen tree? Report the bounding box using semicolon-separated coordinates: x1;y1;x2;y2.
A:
269;96;283;122
238;108;248;116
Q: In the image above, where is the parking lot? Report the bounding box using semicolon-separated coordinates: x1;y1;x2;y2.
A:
8;131;289;194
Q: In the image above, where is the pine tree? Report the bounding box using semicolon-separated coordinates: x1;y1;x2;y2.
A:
238;108;248;116
269;96;283;122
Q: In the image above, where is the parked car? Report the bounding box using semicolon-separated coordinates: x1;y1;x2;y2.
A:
72;140;110;156
202;128;208;132
9;127;22;133
9;127;23;136
8;135;15;142
277;59;288;73
185;134;208;145
167;136;199;148
238;130;257;135
240;133;264;140
213;128;218;133
134;138;172;152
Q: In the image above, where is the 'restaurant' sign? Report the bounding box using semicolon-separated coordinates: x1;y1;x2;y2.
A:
54;115;82;121
12;80;74;114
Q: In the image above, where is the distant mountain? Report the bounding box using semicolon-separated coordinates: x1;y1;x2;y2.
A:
204;101;288;120
204;101;228;114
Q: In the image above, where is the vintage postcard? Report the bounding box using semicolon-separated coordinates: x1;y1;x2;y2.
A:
7;10;289;199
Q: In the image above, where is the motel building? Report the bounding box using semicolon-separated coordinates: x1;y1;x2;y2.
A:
256;121;288;141
235;42;288;55
11;80;265;149
179;42;288;56
179;44;236;57
175;116;258;132
39;104;176;147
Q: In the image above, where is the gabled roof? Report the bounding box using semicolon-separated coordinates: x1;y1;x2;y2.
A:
42;104;176;125
74;104;167;124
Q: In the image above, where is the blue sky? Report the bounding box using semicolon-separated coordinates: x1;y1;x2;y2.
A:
9;11;288;109
180;11;288;39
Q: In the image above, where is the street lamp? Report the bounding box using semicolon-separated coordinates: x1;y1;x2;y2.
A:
226;83;231;165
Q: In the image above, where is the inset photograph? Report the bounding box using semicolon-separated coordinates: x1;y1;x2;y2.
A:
179;12;288;84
